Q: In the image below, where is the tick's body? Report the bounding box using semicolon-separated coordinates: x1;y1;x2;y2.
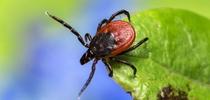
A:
46;10;148;99
97;20;135;57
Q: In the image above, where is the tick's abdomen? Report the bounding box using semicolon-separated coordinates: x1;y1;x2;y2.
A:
97;20;136;56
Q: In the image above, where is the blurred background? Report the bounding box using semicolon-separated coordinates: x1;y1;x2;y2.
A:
0;0;210;100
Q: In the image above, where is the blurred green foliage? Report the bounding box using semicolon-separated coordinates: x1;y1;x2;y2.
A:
147;0;210;18
112;8;210;99
0;0;86;73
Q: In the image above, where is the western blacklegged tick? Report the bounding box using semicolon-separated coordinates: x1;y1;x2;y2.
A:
46;9;148;99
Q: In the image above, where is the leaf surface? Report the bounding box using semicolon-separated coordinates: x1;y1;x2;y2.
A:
111;8;210;100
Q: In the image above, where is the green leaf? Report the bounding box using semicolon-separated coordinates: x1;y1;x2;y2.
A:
111;8;210;100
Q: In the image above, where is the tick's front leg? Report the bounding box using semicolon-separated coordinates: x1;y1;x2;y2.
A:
46;12;89;48
78;59;98;98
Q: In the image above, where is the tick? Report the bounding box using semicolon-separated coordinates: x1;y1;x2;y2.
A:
46;9;148;99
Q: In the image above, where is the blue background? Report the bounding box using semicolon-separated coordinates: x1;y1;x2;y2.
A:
1;0;209;100
1;0;144;100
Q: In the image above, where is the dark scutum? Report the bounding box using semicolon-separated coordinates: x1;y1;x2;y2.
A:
90;33;116;57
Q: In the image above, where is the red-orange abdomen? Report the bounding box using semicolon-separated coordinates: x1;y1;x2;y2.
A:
97;20;136;57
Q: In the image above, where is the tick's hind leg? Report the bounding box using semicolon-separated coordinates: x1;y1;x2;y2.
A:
78;59;98;98
112;58;136;77
108;9;131;22
118;37;149;55
102;59;113;77
97;19;108;31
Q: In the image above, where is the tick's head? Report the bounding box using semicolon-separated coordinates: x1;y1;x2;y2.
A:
80;49;95;65
80;33;116;65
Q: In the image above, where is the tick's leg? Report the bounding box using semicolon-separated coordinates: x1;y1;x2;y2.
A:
78;59;98;98
46;12;89;48
118;37;148;55
108;9;131;23
112;58;136;76
97;19;108;31
84;33;92;43
127;91;132;96
102;59;113;77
